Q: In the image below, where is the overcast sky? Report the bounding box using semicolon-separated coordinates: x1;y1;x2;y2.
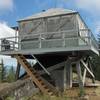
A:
0;0;100;66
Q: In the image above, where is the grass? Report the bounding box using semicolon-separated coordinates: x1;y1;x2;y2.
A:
5;96;15;100
29;93;72;100
5;96;29;100
5;86;100;100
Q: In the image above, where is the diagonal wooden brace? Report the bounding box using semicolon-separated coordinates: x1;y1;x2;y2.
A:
81;59;95;78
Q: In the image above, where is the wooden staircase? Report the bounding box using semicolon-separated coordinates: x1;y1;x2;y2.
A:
14;54;58;96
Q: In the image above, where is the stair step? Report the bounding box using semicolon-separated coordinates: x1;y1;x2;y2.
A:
43;85;48;89
22;59;26;62
35;74;40;78
40;82;45;85
32;71;37;75
36;77;43;82
23;62;30;66
48;92;54;96
29;67;34;71
45;88;51;91
19;56;24;59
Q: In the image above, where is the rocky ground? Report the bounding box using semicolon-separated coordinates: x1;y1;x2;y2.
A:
0;78;100;100
4;86;100;100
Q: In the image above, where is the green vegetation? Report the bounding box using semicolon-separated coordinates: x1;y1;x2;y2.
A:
0;59;6;82
5;96;15;100
91;34;100;81
6;66;15;82
29;94;70;100
5;96;29;100
92;55;100;81
0;60;15;83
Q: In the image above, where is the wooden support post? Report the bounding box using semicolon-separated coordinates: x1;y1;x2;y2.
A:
76;60;84;96
88;59;95;83
64;61;67;91
15;62;21;80
83;68;87;86
81;60;95;78
65;60;72;90
70;65;72;88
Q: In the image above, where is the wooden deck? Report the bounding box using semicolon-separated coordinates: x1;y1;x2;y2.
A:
0;44;98;56
0;30;99;56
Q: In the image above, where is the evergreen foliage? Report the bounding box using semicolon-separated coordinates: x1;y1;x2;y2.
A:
7;66;15;82
91;32;100;80
0;59;6;82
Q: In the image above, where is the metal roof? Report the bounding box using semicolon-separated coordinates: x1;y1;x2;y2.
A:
18;8;76;21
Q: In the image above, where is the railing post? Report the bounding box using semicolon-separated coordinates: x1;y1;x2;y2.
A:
89;37;91;46
18;36;21;50
13;42;15;50
62;32;65;47
39;34;42;48
88;30;91;46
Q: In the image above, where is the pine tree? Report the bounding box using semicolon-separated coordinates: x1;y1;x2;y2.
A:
7;66;15;82
0;59;6;82
0;60;2;82
91;31;100;80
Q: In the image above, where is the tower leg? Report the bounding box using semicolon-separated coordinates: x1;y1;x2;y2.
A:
15;62;21;80
88;59;95;83
64;60;72;90
83;68;87;86
76;60;84;96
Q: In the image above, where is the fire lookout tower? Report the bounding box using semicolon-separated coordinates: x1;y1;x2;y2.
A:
0;8;99;96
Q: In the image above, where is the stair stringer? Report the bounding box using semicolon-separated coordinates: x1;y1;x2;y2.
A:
14;54;59;96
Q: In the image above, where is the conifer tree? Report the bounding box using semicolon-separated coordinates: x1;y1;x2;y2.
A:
0;59;6;82
7;66;15;82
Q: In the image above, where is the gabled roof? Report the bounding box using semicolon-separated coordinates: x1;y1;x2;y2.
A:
18;8;77;22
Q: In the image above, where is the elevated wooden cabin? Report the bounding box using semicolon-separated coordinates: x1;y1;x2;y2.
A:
0;8;98;55
0;8;99;93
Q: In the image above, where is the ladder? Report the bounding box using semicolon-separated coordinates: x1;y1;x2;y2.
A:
14;54;58;96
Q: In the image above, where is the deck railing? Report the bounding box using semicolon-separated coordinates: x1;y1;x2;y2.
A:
0;29;98;52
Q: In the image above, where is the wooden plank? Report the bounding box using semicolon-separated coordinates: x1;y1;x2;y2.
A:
19;61;66;80
66;60;72;89
82;68;87;86
31;55;50;75
0;45;92;55
15;55;58;96
69;64;72;88
40;61;65;75
15;62;21;80
67;62;72;88
81;60;95;78
15;55;48;94
88;59;95;83
64;61;67;91
76;61;84;91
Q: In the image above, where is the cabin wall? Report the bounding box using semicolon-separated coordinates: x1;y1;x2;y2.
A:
18;14;79;50
77;15;88;37
76;14;89;46
19;14;77;35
